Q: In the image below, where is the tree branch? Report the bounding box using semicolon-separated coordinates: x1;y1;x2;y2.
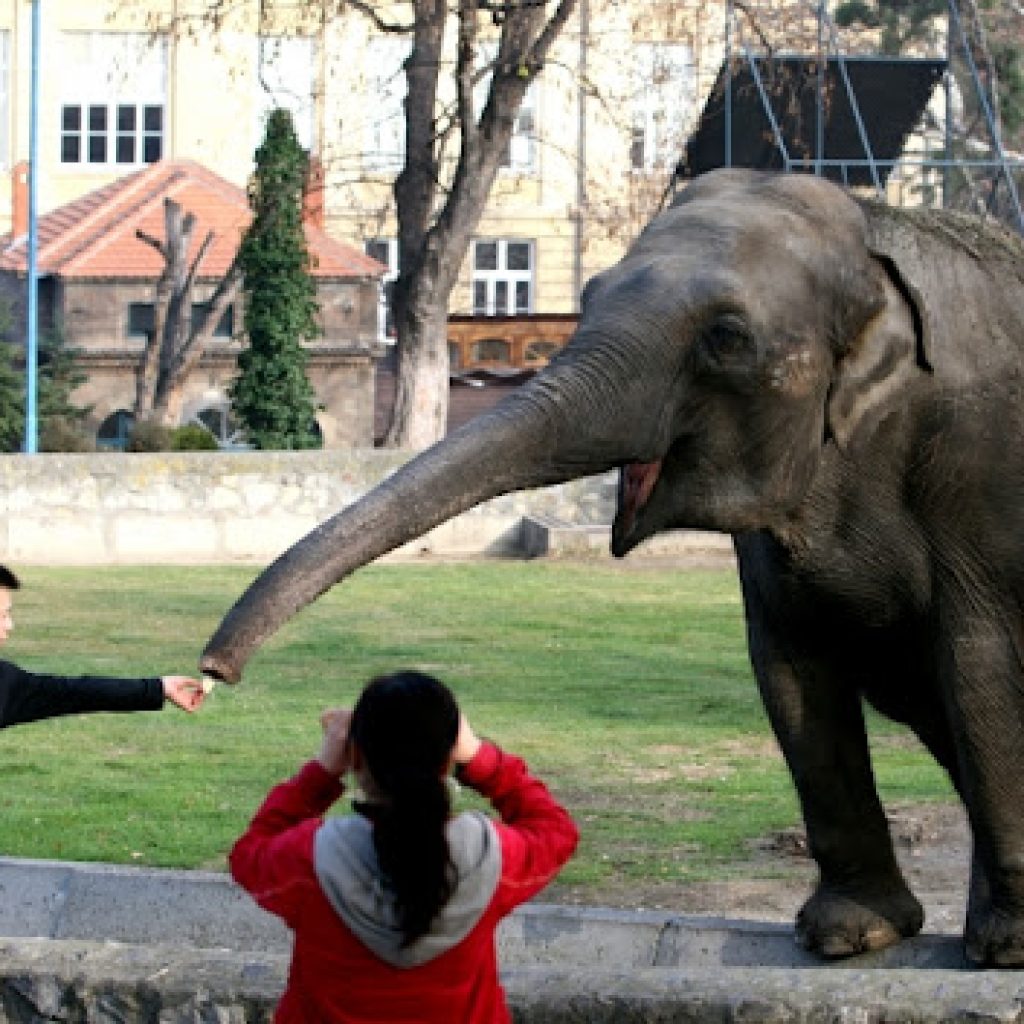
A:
170;260;243;383
135;229;167;257
345;0;414;34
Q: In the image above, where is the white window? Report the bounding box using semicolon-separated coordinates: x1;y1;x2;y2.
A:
472;239;533;316
630;42;695;171
363;36;409;173
255;35;316;152
0;32;9;168
59;32;167;167
365;238;399;341
475;45;538;174
505;84;537;173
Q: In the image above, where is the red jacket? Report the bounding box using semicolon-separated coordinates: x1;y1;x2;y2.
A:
230;741;579;1023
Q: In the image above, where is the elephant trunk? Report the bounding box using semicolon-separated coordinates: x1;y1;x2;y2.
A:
200;385;611;683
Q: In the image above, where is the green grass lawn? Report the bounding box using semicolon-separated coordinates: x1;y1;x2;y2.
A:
0;562;956;901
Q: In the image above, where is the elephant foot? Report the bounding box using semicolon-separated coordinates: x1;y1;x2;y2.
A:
965;906;1024;967
795;879;924;958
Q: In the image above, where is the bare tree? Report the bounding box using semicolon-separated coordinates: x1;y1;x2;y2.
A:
367;0;578;448
134;198;243;427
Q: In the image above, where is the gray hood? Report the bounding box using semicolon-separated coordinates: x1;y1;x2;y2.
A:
314;810;501;968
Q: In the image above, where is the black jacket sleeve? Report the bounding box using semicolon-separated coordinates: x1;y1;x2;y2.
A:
0;660;164;729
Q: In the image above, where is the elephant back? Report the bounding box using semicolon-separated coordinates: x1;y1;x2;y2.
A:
857;199;1024;384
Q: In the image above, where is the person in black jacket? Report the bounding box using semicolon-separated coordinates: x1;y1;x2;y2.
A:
0;564;205;728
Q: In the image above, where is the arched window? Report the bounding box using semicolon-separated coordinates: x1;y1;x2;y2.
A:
524;340;559;365
469;338;511;364
192;407;247;450
96;410;134;451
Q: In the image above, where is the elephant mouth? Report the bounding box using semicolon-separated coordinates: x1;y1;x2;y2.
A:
616;459;663;542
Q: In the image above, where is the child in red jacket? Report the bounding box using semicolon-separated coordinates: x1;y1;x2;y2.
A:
230;669;579;1023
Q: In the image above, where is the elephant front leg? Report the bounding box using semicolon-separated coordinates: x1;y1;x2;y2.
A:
749;638;923;957
943;624;1024;967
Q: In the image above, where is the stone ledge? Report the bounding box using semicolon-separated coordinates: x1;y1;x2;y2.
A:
0;938;1021;1024
518;515;735;562
5;857;1019;1024
0;856;969;971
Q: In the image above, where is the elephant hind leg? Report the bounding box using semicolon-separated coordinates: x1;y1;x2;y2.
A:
965;840;1024;966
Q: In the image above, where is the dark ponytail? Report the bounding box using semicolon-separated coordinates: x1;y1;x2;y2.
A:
350;671;460;946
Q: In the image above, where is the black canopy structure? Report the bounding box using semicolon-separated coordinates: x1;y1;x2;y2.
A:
677;56;947;188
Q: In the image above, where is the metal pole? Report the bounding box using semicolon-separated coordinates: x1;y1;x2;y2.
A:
816;0;825;175
946;0;1023;228
944;0;953;207
724;0;732;166
25;0;40;454
744;47;793;171
573;0;587;311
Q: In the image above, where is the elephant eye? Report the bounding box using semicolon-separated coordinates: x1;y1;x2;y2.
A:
694;315;758;377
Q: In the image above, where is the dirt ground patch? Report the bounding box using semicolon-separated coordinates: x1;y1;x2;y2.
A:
549;801;971;936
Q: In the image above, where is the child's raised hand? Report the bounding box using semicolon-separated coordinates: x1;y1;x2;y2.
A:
318;708;353;778
451;713;481;767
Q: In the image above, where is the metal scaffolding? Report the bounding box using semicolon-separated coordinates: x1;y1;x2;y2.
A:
675;0;1024;233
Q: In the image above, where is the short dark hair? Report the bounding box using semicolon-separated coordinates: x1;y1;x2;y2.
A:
0;565;21;590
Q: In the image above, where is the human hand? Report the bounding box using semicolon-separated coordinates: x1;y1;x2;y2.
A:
451;713;482;767
162;676;206;713
318;707;353;778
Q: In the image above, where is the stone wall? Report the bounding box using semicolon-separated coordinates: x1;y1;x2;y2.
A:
0;450;620;565
0;937;1018;1024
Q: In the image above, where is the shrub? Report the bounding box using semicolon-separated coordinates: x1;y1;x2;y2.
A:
170;424;219;451
127;420;172;452
40;416;95;452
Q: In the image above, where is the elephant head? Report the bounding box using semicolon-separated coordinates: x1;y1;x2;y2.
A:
200;168;929;683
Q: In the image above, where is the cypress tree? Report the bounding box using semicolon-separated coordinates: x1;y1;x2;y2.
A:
230;108;321;449
0;341;24;452
0;317;90;452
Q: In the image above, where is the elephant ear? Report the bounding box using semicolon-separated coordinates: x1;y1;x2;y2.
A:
825;211;932;450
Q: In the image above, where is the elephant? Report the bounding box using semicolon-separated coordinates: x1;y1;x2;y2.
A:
201;167;1024;968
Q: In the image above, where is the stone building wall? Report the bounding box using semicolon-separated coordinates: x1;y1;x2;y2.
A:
21;274;385;450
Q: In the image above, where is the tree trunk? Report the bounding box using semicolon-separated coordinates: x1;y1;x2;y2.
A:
382;0;578;450
135;199;195;421
136;197;238;430
155;259;241;424
386;295;450;448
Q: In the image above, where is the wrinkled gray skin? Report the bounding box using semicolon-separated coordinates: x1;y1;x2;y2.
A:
203;168;1024;967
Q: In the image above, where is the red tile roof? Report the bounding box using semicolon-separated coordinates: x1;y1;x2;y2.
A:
0;159;384;281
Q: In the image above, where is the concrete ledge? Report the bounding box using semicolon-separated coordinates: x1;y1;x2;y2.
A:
0;857;969;970
519;514;735;562
0;939;1020;1024
3;857;1019;1023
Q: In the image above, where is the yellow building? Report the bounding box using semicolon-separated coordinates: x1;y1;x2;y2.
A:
0;0;725;330
0;1;962;398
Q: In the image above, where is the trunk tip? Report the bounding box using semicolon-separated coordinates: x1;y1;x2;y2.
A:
199;652;241;686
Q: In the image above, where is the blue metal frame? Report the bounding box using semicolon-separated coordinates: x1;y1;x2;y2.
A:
25;0;40;454
716;0;1024;233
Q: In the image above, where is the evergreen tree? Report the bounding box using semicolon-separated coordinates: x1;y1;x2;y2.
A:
230;108;321;450
38;328;93;451
0;341;24;452
0;303;90;452
38;329;88;425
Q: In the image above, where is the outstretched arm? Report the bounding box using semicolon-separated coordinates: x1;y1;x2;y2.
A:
0;663;205;727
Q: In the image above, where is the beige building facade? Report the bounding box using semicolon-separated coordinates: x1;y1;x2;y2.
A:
0;0;729;323
0;1;953;450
